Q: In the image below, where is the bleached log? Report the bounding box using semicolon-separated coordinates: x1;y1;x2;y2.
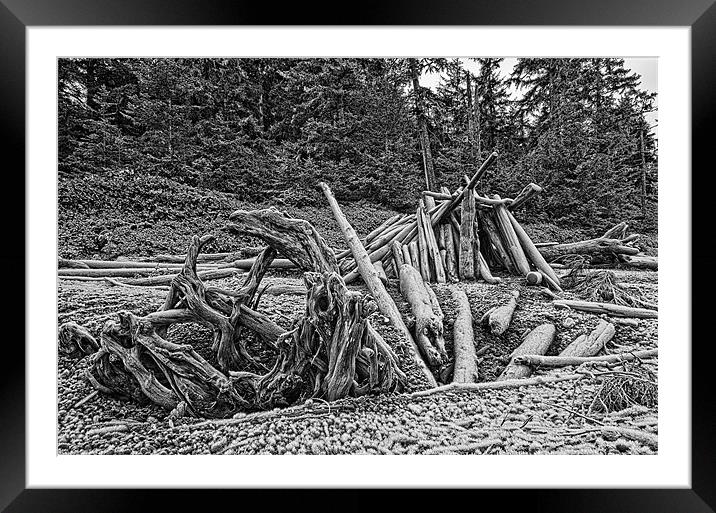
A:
513;348;657;368
458;188;476;280
498;324;556;380
477;251;501;284
507;183;542;211
398;263;446;367
373;260;388;286
553;300;657;319
559;319;616;358
481;290;519;335
538;238;640;262
505;209;562;289
443;223;459;282
451;287;478;383
492;194;531;275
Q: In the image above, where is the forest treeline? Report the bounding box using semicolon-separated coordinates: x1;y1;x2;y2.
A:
59;57;657;231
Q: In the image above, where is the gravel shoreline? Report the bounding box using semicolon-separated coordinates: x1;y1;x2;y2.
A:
58;269;658;455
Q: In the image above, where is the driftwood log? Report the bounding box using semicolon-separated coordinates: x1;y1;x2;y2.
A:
492;195;531;275
619;254;658;270
538;238;639;262
559;320;615;358
459;188;476;280
512;348;657;368
450;287;478;383
398;264;447;367
553;300;657;319
505;209;562;290
481;290;519;335
498;323;556;380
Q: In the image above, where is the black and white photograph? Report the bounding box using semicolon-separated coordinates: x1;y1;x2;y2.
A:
56;56;659;456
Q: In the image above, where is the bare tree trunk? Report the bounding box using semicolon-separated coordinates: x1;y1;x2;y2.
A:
409;58;437;191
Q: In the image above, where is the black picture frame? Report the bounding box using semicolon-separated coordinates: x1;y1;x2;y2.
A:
3;1;712;511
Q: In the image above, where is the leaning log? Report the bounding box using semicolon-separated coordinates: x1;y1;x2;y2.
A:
373;260;388;286
507;183;543;211
416;203;433;282
492;194;531;275
553;300;657;319
451;287;478;383
602;222;629;239
401;244;413;269
559;319;616;358
505;209;562;289
398;264;447;367
498;324;556;380
458;188;476;280
320;182;437;387
479;209;516;273
481;290;519;335
477;251;501;284
420;201;446;283
443;223;459;282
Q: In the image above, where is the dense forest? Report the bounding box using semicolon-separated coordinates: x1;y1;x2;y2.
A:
58;57;657;232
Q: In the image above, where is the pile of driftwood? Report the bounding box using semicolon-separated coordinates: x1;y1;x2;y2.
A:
335;153;565;290
543;221;657;271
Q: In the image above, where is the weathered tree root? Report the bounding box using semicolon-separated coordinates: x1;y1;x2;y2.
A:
63;271;406;418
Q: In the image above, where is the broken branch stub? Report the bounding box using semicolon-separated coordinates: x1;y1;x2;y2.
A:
228;207;338;273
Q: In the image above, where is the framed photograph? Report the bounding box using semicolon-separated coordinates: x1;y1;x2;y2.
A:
4;0;712;511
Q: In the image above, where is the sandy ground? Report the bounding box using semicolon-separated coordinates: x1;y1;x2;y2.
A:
57;269;658;455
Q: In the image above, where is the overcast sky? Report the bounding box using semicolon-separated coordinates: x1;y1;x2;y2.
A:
421;58;657;137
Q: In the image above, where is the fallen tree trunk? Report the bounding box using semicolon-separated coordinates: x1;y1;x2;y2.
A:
553;300;657;319
410;372;584;398
459;188;476;280
58;268;242;286
559;319;615;357
498;323;556;380
320;182;437;387
61;259;220;270
58;267;234;278
538;238;639;262
513;348;658;368
619;254;658;270
398;264;447;367
481;290;519;335
450;287;478;383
